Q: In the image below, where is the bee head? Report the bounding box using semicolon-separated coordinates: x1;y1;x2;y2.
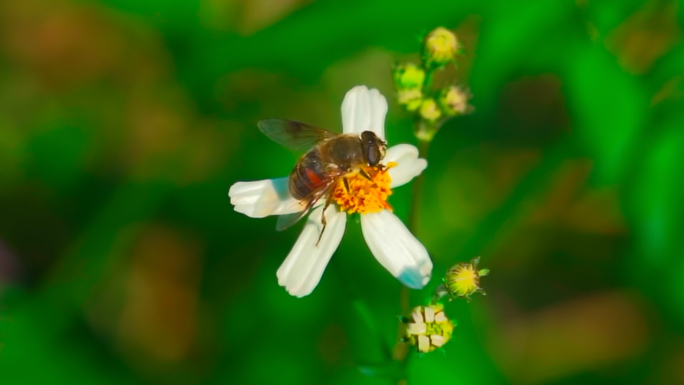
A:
360;131;387;166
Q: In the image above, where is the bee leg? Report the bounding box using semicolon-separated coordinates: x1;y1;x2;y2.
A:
316;191;337;246
358;168;373;181
343;177;350;193
316;214;328;246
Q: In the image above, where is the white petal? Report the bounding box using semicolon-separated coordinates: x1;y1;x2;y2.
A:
368;88;388;139
229;178;303;218
424;306;435;323
360;210;432;289
434;311;447;323
418;335;430;352
431;335;446;348
407;323;427;335
276;206;346;297
412;308;424;323
341;86;387;140
385;144;427;188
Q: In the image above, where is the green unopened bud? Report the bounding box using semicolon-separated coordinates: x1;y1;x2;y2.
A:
401;303;454;353
419;98;442;122
444;256;487;300
394;63;426;89
397;88;423;111
423;27;459;68
415;121;436;142
439;86;473;116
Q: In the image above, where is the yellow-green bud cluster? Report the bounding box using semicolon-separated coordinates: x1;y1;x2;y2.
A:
397;88;423;111
394;64;425;112
423;27;459;68
444;257;488;300
419;98;441;122
394;63;425;89
439;86;473;116
393;25;472;142
402;303;454;353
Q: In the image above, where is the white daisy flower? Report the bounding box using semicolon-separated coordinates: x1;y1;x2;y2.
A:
229;86;432;297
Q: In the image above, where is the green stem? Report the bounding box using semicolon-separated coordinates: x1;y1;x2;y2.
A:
392;58;435;383
407;139;430;235
424;69;434;91
392;136;432;379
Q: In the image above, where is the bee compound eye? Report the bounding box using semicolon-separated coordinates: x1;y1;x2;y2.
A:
367;146;381;166
360;131;383;165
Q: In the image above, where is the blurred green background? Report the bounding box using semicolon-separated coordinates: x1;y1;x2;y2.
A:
0;0;683;384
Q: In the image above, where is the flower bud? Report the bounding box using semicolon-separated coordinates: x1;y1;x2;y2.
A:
423;27;459;68
401;303;454;353
439;86;473;116
419;98;442;122
397;88;423;111
394;63;426;89
444;257;488;300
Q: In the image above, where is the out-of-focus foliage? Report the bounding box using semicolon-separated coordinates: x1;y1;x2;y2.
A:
0;0;683;384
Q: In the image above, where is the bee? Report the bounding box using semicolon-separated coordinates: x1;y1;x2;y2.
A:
257;119;387;241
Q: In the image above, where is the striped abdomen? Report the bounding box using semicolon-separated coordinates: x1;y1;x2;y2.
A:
289;149;330;200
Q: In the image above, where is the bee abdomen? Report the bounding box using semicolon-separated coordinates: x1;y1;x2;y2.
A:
290;151;327;200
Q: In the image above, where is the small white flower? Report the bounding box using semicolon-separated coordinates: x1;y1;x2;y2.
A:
229;86;432;297
403;303;454;353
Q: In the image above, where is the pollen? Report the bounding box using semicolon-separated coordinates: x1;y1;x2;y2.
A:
332;163;396;214
444;257;489;300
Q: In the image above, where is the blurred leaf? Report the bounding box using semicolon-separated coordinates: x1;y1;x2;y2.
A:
629;105;684;321
586;0;650;37
0;117;24;189
0;292;138;385
605;0;681;75
357;359;403;380
565;41;648;183
633;122;684;265
25;121;91;190
485;291;649;384
180;0;489;110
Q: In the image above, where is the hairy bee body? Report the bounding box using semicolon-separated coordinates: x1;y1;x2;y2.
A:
257;118;386;232
289;135;365;200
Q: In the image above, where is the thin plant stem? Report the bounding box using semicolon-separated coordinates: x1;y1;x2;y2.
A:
424;69;434;91
407;138;430;235
392;135;432;378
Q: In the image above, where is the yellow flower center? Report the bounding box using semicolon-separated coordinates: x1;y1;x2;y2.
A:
445;263;480;298
332;163;396;214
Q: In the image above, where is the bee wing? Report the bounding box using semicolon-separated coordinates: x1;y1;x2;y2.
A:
276;169;343;231
276;185;329;231
258;119;338;152
276;209;311;232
